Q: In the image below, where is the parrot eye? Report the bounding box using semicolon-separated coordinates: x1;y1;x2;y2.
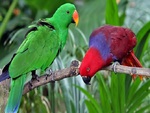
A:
66;11;70;14
86;67;90;72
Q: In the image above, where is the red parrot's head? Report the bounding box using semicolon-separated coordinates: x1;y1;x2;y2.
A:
79;47;105;85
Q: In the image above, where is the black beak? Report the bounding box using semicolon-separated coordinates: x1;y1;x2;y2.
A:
82;76;91;85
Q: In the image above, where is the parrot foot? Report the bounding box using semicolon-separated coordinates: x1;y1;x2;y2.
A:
31;71;39;82
29;76;39;89
29;81;33;89
45;68;53;80
112;61;120;73
28;71;40;88
31;74;39;82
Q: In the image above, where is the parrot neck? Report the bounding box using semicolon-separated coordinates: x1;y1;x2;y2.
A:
59;29;68;49
48;17;69;29
47;18;68;49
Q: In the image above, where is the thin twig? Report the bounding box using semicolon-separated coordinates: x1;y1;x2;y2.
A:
0;0;19;39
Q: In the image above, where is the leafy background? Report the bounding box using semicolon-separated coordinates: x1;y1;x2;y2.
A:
0;0;150;113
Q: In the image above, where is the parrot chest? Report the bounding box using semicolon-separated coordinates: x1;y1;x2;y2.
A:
9;26;60;77
34;27;60;70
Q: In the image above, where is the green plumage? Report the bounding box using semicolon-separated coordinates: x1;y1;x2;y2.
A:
5;74;26;113
4;3;78;113
9;23;61;77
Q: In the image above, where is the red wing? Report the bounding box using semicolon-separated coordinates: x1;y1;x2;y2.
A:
121;51;143;80
109;27;136;60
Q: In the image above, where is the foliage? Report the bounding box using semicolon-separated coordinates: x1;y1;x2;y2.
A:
0;0;87;113
76;0;150;113
0;0;150;113
78;73;150;113
105;0;119;25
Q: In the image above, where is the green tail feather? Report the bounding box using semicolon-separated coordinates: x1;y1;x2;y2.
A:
5;74;26;113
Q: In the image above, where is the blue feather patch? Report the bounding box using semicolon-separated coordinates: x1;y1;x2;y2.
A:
0;71;10;82
89;33;111;60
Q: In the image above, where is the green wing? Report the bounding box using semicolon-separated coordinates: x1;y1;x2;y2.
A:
9;23;60;78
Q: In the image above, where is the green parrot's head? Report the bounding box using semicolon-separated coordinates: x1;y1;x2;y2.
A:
53;3;79;27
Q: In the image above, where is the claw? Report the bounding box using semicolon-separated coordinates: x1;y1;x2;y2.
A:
45;74;48;80
28;71;39;89
45;68;53;80
31;71;39;82
29;81;33;90
46;68;53;75
112;61;120;73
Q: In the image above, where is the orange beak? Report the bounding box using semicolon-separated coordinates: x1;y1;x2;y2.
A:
73;10;79;26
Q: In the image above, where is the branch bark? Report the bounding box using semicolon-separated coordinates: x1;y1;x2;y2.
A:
0;60;150;95
104;64;150;77
0;60;150;112
23;60;80;94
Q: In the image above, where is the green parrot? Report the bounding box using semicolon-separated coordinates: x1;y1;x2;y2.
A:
0;3;79;113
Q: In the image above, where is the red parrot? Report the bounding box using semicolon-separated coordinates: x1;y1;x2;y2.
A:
79;25;142;84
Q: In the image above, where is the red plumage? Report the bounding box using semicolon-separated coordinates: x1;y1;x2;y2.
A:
79;25;142;84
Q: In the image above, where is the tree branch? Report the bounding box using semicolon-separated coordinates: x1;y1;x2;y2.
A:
0;60;150;95
23;60;80;94
103;64;150;77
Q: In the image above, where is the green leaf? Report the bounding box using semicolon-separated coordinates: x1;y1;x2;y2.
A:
127;80;150;113
126;78;141;107
135;21;150;58
117;74;126;113
75;85;102;113
136;104;150;113
25;0;73;12
85;100;98;113
110;73;126;113
105;0;119;25
96;74;112;113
